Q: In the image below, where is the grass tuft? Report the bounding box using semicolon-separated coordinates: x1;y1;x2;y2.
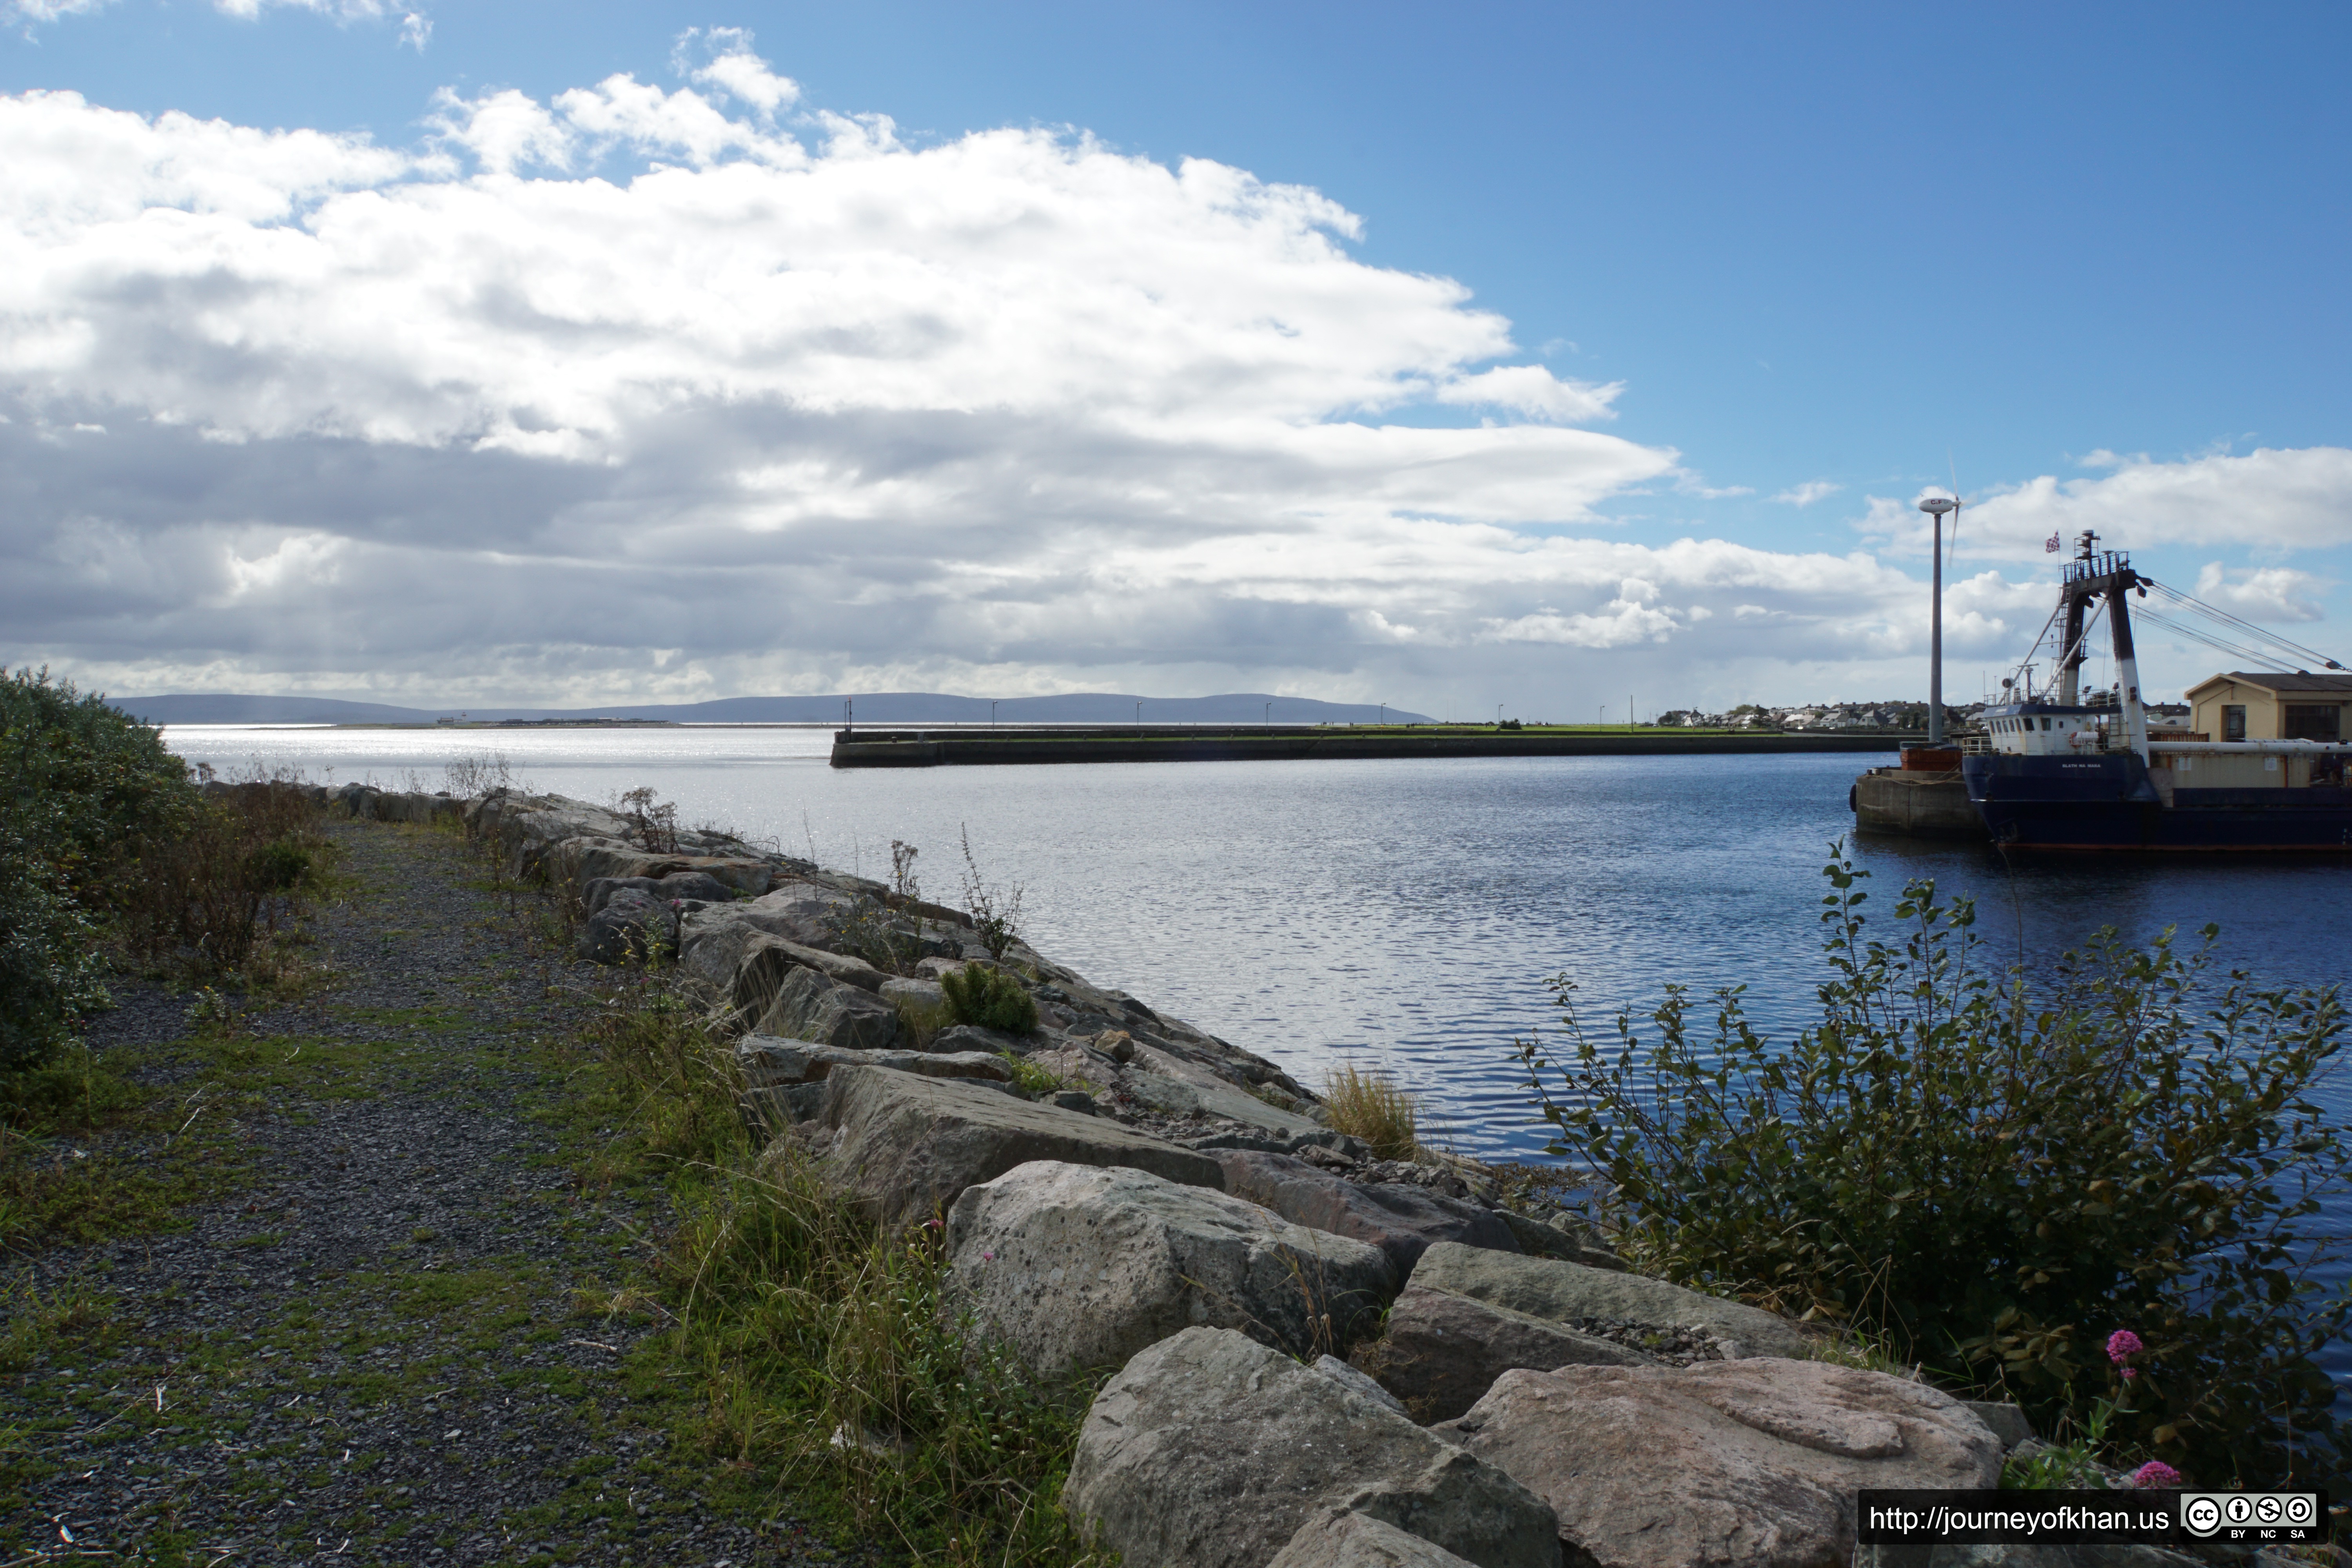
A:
1321;1063;1419;1161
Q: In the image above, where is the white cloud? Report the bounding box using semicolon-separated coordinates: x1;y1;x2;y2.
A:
1861;447;2352;559
2193;561;2327;622
1772;479;1840;506
397;10;428;51
0;54;2340;711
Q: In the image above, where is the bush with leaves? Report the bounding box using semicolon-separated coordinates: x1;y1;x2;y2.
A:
0;669;198;1071
941;964;1039;1036
120;778;326;980
1518;845;2352;1490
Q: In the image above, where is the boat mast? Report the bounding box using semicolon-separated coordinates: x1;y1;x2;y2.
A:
2108;557;2151;762
2057;531;2095;706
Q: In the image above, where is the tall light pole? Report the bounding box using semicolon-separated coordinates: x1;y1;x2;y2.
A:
1263;701;1271;725
990;699;999;728
1919;497;1958;745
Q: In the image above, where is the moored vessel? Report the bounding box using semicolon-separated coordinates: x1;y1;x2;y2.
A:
1963;534;2352;851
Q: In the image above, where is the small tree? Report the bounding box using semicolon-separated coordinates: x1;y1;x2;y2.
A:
1518;845;2352;1490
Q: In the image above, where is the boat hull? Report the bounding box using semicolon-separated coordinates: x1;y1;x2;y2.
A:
1963;754;2352;851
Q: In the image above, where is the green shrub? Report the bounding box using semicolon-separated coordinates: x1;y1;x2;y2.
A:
940;964;1038;1035
121;781;326;980
1518;846;2352;1490
0;669;197;1071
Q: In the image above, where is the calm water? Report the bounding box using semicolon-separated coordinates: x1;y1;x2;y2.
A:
165;724;2352;1160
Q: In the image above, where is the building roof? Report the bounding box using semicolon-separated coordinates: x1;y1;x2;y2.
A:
2185;671;2352;698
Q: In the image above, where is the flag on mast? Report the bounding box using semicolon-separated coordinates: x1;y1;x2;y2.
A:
2044;532;2061;552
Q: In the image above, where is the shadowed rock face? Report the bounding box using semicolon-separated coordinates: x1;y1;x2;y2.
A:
1066;1327;1561;1568
944;1160;1392;1374
1268;1509;1486;1568
1352;1284;1651;1421
1215;1151;1519;1277
755;965;898;1051
1437;1359;2002;1568
1408;1242;1815;1359
812;1064;1224;1228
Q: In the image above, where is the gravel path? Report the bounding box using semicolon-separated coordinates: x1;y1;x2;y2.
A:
4;821;825;1566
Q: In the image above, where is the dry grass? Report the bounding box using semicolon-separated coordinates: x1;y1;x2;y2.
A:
1321;1063;1419;1161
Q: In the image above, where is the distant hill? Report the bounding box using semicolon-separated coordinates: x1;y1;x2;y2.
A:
113;691;1434;727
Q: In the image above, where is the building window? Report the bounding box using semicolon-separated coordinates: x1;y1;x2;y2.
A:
2283;704;2343;743
2223;704;2247;741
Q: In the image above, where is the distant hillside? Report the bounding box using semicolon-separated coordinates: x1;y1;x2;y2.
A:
114;691;1434;727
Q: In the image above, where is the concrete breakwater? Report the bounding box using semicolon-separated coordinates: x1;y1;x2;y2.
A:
308;782;2098;1568
831;725;1920;768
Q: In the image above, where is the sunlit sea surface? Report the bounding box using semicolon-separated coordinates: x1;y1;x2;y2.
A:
165;724;2352;1375
163;724;2352;1153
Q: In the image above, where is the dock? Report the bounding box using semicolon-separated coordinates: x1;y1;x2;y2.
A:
829;725;1921;768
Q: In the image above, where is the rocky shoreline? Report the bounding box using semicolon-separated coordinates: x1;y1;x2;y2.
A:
315;783;2269;1568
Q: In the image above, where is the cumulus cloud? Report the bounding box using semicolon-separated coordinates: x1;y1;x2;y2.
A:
1773;479;1840;506
1861;447;2352;559
0;51;2339;709
10;0;423;27
2193;562;2327;622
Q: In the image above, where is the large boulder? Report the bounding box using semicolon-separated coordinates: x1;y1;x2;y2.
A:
1439;1359;2002;1568
733;933;888;1005
1116;1067;1325;1137
1409;1242;1813;1359
1353;1284;1650;1421
945;1161;1393;1374
1217;1152;1519;1278
472;793;637;880
736;1035;1013;1086
756;966;898;1052
584;871;733;916
578;887;678;964
1269;1511;1484;1568
1065;1327;1559;1568
675;884;850;991
814;1064;1224;1229
558;838;777;895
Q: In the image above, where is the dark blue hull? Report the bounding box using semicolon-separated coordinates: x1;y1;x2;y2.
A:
1963;754;2352;851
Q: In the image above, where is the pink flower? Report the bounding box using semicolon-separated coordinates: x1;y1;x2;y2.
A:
2132;1461;2183;1488
980;1250;995;1261
2120;1367;2138;1379
2107;1329;2144;1363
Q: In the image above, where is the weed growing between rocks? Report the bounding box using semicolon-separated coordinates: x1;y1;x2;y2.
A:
1321;1064;1419;1162
956;826;1025;964
940;965;1040;1036
1519;843;2352;1490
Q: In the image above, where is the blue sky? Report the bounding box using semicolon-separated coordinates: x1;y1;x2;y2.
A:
4;0;2348;711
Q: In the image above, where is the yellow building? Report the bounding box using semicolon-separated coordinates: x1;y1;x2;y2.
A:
2184;671;2352;743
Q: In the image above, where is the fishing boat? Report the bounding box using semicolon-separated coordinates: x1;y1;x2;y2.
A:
1964;532;2352;850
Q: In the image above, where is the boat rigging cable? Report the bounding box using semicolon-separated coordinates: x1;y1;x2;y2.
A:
2006;575;2342;696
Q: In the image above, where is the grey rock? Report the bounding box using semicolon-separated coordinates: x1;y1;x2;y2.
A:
755;967;898;1053
1187;1128;1373;1162
1408;1241;1812;1359
879;976;946;1010
1962;1400;2035;1450
733;1035;1011;1086
1312;1354;1410;1419
1268;1510;1484;1568
1049;1089;1097;1114
1118;1066;1324;1137
1439;1359;2000;1568
742;1081;829;1136
945;1161;1392;1374
933;1023;1035;1055
1353;1283;1651;1421
577;887;677;964
1217;1152;1519;1279
813;1064;1225;1229
584;871;733;916
1065;1327;1560;1568
1494;1209;1626;1271
734;933;888;1003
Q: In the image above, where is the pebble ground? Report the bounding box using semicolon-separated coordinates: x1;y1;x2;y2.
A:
3;821;827;1566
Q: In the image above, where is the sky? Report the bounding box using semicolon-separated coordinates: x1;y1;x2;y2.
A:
4;0;2348;717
